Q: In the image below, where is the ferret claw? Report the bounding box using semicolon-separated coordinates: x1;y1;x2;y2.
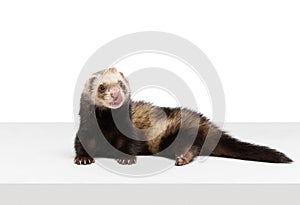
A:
116;157;137;165
74;156;95;165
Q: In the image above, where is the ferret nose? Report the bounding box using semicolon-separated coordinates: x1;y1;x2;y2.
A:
111;90;120;98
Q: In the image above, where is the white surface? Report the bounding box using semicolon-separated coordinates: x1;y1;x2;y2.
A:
1;1;300;122
0;123;298;184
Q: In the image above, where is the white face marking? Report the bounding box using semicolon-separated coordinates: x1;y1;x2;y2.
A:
84;68;130;109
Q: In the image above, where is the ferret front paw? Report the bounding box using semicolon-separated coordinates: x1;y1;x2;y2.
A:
116;156;137;165
74;156;95;165
175;155;189;166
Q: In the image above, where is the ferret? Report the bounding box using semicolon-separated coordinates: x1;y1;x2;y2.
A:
74;67;292;166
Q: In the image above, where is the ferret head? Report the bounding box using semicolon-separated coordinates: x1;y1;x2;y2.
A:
83;67;130;109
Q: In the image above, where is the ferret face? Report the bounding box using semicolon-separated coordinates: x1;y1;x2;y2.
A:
84;68;130;109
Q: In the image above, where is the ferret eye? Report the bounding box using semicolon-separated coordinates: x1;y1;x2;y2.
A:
118;80;123;87
99;84;106;92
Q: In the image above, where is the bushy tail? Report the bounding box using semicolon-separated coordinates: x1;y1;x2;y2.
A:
211;133;293;163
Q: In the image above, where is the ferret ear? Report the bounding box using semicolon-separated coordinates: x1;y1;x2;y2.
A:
119;71;129;84
108;67;118;73
119;71;125;78
85;76;96;92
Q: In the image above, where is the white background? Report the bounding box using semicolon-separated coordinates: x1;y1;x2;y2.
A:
0;0;299;122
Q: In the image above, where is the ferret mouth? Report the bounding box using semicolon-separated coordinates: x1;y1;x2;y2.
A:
111;94;123;107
